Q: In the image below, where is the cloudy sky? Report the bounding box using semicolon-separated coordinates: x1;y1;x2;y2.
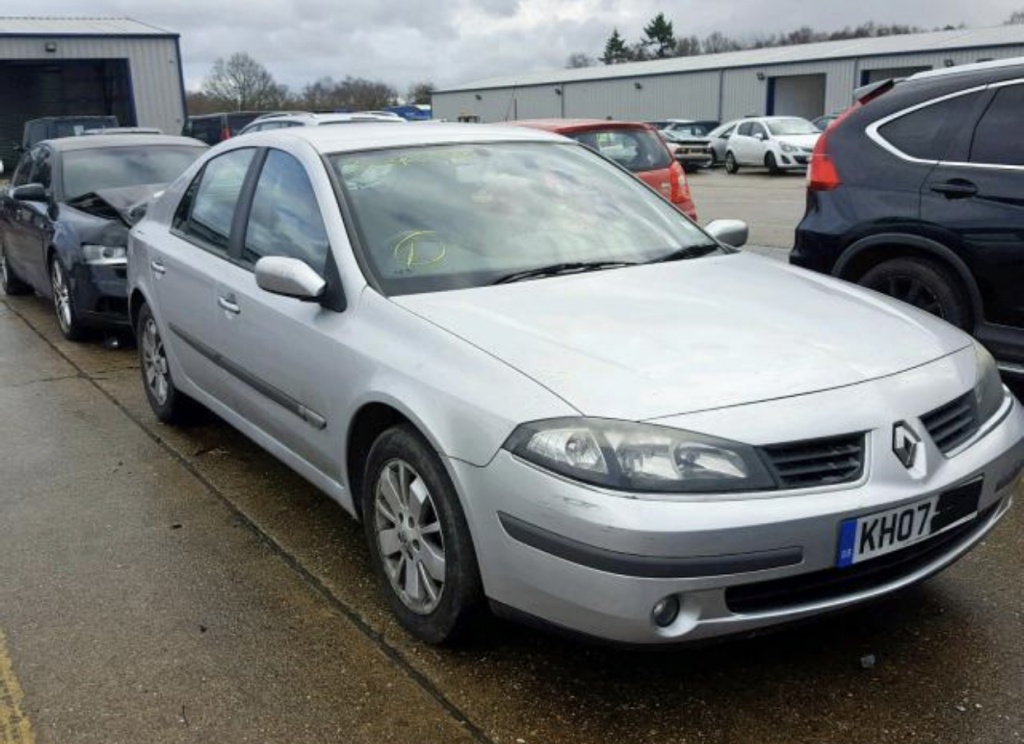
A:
33;0;1024;95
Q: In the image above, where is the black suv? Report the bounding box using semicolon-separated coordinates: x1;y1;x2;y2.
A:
181;111;266;145
792;59;1024;374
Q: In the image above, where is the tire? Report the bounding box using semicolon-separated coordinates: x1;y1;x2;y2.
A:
725;151;739;174
362;424;483;645
708;150;719;168
765;152;781;176
858;257;972;329
136;302;196;424
49;255;86;340
0;242;31;295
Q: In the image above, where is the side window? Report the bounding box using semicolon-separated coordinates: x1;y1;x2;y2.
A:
243;150;329;273
970;84;1024;166
737;122;753;136
33;148;52;190
878;92;982;161
174;148;256;255
752;123;767;139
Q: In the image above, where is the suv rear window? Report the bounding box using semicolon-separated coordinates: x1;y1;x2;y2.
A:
970;83;1024;166
566;129;672;172
878;92;982;161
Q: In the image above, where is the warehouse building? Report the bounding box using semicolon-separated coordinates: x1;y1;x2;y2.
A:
433;25;1024;123
0;17;186;168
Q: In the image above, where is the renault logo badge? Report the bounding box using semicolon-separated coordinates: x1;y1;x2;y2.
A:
892;422;920;469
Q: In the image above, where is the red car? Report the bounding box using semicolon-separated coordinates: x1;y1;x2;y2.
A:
505;119;697;221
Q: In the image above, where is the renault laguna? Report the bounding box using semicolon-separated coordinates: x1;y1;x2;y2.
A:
126;124;1024;645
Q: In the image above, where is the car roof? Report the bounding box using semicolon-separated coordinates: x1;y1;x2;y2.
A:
40;134;208;151
251;111;402;125
503;118;653;134
227;122;567;153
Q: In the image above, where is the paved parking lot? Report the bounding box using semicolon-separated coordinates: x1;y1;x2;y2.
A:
689;168;806;255
1;171;1022;743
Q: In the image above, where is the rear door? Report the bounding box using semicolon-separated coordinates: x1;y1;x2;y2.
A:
920;84;1024;329
149;146;258;405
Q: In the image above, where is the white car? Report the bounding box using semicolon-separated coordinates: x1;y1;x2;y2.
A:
725;116;820;174
238;111;403;134
127;123;1023;645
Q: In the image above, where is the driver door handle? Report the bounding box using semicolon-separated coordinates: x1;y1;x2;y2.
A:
218;294;241;314
930;179;978;199
150;260;166;275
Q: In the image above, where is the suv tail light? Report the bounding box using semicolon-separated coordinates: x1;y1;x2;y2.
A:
221;125;232;141
807;133;841;191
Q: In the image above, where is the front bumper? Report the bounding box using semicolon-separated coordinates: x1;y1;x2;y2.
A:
454;374;1024;644
674;151;713;169
72;261;130;330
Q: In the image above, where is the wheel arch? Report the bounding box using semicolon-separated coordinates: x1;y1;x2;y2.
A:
833;233;984;328
128;287;150;331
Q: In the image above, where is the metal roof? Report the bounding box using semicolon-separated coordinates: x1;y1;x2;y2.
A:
439;24;1024;93
0;17;174;37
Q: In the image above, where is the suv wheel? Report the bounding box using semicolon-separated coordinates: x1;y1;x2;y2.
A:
725;152;739;174
858;257;972;329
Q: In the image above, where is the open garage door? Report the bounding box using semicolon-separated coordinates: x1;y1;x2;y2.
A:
0;59;135;171
767;74;826;120
860;66;932;85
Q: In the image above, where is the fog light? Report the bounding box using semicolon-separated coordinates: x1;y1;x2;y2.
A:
652;595;680;627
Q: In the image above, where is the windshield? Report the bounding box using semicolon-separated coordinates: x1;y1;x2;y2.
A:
766;118;819;136
62;145;206;201
330;142;721;296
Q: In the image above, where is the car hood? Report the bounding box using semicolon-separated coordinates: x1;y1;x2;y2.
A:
392;253;970;421
774;133;819;148
65;183;165;226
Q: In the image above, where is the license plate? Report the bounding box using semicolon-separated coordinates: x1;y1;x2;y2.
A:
836;480;982;567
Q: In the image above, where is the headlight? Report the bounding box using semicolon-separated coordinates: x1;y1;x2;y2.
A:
973;340;1004;424
504;418;776;493
780;143;798;153
82;244;127;265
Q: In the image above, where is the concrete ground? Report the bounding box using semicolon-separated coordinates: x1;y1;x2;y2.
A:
1;173;1022;743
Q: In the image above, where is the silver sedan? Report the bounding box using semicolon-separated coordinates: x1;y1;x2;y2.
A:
127;124;1024;645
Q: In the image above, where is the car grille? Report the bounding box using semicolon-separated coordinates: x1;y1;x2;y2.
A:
725;499;998;614
921;392;978;453
760;433;865;489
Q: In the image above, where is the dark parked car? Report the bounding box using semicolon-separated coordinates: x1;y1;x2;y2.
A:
20;115;119;150
793;58;1024;375
181;112;266;145
0;134;207;339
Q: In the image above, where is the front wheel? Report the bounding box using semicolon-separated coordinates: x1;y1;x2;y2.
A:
765;152;781;175
50;256;86;340
725;151;739;174
362;424;483;644
858;258;972;329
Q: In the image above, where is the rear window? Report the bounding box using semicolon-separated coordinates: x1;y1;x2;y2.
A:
185;118;224;145
226;113;263;134
565;128;673;172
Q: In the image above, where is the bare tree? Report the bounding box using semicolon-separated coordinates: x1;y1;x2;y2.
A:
1006;9;1024;23
406;81;435;104
566;52;596;68
202;52;288;110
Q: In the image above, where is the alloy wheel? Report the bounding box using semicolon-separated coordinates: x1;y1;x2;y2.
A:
373;458;446;614
50;260;73;333
878;275;944;318
141;317;170;406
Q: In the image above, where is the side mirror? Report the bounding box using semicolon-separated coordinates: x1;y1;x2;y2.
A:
12;183;47;202
755;133;766;141
255;256;326;301
0;159;4;176
705;219;749;248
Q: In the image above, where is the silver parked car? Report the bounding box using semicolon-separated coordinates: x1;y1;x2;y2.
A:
127;124;1024;645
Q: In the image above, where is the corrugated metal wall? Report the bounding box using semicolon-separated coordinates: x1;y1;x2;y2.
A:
435;45;1024;123
0;36;184;135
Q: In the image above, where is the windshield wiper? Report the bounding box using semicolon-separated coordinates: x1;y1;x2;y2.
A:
493;261;635;285
645;243;721;264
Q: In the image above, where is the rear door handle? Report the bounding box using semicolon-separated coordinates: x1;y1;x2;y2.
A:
930;179;978;199
218;294;241;314
150;260;166;275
